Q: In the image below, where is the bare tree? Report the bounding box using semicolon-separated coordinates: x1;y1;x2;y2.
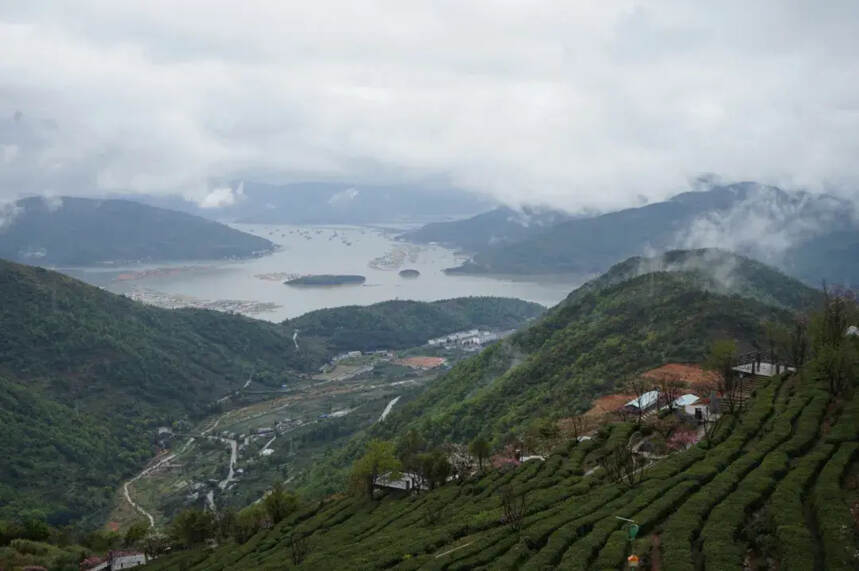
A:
599;441;647;488
706;339;745;414
290;533;309;565
626;376;653;424
564;415;588;442
655;373;685;412
499;485;527;531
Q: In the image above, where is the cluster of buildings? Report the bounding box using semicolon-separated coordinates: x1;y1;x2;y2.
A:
427;329;511;349
80;551;146;570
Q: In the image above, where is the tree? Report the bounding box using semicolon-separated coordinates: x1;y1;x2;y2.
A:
217;507;237;542
350;439;401;499
142;530;170;559
563;415;588;442
234;504;269;543
123;520;150;548
469;437;491;473
787;316;810;369
396;429;426;466
169;508;216;548
599;440;647;488
626;376;652;424
263;482;299;524
417;449;451;490
290;533;310;565
706;339;744;414
499;485;527;531
655;373;685;412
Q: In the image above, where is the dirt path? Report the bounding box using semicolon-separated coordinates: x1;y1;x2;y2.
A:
122;452;177;527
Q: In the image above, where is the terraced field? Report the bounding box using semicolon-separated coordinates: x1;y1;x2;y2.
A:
146;370;859;570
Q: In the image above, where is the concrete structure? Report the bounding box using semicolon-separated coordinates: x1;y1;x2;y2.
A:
375;472;427;491
733;362;795;377
81;552;147;571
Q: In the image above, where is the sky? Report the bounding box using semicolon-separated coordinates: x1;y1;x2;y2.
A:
1;1;858;212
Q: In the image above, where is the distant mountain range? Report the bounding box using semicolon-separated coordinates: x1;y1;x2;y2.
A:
409;183;858;287
0;196;275;266
397;205;572;251
132;182;495;225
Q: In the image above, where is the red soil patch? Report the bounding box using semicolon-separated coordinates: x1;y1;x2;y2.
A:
394;356;447;369
641;363;718;386
584;393;636;418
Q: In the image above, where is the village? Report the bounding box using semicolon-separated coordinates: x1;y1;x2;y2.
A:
374;355;788;494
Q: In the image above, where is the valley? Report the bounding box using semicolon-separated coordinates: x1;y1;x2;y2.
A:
111;340;486;529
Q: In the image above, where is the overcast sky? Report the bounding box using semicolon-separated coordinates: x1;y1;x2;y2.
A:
1;1;858;211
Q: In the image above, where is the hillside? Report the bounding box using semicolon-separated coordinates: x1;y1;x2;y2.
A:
564;249;821;312
0;196;275;265
0;259;297;524
283;297;544;368
373;264;795;446
444;183;859;288
146;371;859;570
398;206;570;251
144;258;858;569
0;259;542;524
281;250;812;499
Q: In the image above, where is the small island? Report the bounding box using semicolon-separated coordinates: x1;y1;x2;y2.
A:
398;269;421;278
285;274;367;286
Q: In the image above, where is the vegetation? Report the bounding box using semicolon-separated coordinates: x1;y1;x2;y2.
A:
8;247;859;569
285;274;367;286
0;196;274;265
0;258;542;525
281;296;544;369
144;286;859;568
0;259;299;525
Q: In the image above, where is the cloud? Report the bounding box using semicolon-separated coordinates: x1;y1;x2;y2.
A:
1;1;859;211
673;183;853;263
0;201;22;230
198;182;245;209
327;187;359;207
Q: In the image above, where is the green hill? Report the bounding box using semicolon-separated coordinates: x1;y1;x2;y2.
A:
143;254;859;571
283;297;544;368
374;254;801;446
0;259;297;524
0;259;542;525
0;196;275;265
285;250;815;497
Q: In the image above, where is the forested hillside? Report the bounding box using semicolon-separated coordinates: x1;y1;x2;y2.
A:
283;297;544;368
0;260;296;524
0;259;542;525
373;256;799;445
0;196;275;265
285;250;815;497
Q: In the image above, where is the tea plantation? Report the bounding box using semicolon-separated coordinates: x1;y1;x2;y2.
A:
146;367;858;570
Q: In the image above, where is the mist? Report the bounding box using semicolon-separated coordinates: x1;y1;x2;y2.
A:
2;2;859;213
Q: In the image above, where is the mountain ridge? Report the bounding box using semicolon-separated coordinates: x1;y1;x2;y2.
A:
0;196;276;266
